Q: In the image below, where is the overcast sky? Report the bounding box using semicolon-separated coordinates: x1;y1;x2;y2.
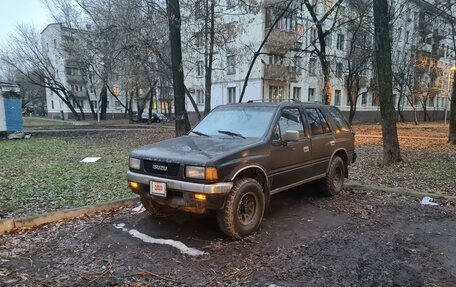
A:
0;0;51;45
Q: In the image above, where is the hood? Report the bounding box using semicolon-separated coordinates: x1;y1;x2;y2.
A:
131;135;263;165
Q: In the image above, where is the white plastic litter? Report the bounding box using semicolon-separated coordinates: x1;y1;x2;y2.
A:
420;196;438;206
80;157;101;163
132;203;146;213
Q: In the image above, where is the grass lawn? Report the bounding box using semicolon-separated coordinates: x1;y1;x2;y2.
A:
0;129;174;219
22;117;79;130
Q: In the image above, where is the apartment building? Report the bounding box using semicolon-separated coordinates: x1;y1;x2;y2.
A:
183;0;455;122
41;23;133;120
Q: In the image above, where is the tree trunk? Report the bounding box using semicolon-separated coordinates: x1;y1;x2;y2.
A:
86;89;97;120
397;94;405;122
373;0;401;164
167;0;190;136
449;72;456;143
100;84;107;120
204;0;215;116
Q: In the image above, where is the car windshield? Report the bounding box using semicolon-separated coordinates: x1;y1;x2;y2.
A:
191;105;276;139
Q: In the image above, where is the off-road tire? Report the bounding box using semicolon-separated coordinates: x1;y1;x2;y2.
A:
141;197;177;218
216;177;265;239
320;156;345;197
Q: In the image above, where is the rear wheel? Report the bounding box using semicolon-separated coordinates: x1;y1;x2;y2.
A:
320;156;345;196
141;197;177;217
216;177;265;239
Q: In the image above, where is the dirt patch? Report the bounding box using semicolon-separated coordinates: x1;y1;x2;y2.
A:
1;187;455;286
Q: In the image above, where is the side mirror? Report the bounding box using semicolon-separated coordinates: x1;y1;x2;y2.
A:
282;130;299;142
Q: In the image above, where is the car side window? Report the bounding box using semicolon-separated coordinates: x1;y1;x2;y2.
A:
306;108;331;136
328;106;351;132
276;108;305;140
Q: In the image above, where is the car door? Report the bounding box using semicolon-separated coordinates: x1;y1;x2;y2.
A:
304;107;335;177
269;107;312;191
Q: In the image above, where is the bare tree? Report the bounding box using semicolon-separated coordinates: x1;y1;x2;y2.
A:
373;0;401;163
167;0;191;135
0;24;84;120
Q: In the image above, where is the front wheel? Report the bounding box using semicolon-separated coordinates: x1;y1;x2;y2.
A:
320;156;345;196
216;177;265;239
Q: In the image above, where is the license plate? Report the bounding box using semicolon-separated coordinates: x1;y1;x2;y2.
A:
150;181;167;197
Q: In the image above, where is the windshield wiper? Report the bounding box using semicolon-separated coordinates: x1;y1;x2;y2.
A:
190;130;210;137
218;130;246;139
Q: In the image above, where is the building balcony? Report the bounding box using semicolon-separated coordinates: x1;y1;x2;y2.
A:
264;64;297;81
264;29;301;54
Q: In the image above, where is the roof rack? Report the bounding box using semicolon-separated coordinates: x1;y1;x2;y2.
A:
246;99;301;103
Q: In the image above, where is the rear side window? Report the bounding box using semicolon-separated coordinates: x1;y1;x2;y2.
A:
328;107;351;132
305;108;331;136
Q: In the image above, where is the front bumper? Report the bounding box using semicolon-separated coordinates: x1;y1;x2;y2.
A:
127;171;233;211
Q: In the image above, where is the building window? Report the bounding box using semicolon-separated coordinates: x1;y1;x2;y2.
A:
194;32;203;47
227;0;237;9
91;100;97;108
293;87;301;101
54;39;57;48
325;32;332;48
51;100;54;109
294;56;302;75
405;31;409;44
311;27;318;42
265;6;296;31
227;55;235;75
334;90;341;106
309;58;317;76
73;100;84;109
196;90;204;105
115;100;121;108
361;93;367;105
308;88;315;102
106;101;110;109
228;87;236;103
195;0;204;18
225;22;237;42
196;61;204;77
336;34;344;50
89;86;94;93
336;63;343;78
269;54;283;65
269;86;284;102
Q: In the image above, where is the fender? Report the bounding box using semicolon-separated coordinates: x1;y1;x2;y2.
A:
230;164;270;190
327;148;349;174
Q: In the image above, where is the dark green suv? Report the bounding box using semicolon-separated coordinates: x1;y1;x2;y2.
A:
127;102;356;239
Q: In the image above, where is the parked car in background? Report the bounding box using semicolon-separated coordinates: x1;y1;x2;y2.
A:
127;101;356;239
138;112;168;123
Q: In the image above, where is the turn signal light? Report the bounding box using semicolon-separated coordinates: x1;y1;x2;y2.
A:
129;181;139;190
194;193;207;201
205;167;218;181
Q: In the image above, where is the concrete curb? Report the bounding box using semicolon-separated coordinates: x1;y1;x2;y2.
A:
0;197;139;236
345;182;456;201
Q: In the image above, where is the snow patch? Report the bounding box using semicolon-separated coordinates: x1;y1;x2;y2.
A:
113;223;208;256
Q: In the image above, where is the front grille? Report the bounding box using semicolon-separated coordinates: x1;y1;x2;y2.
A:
143;160;180;177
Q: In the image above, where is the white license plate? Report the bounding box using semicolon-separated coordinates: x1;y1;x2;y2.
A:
150;181;167;197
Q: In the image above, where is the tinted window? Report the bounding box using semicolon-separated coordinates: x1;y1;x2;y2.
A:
306;108;331;136
277;108;305;140
191;106;276;138
328;106;351;132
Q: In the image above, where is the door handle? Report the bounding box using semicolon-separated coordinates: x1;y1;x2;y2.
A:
303;146;310;152
330;140;335;146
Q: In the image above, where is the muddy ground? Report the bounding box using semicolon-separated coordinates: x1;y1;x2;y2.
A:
1;184;455;286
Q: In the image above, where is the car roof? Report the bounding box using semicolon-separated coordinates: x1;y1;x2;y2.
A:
221;101;327;109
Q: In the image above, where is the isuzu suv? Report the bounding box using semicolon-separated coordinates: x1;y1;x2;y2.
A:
127;102;356;239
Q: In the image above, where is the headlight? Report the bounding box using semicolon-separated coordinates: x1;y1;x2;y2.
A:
129;157;141;170
185;166;218;180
